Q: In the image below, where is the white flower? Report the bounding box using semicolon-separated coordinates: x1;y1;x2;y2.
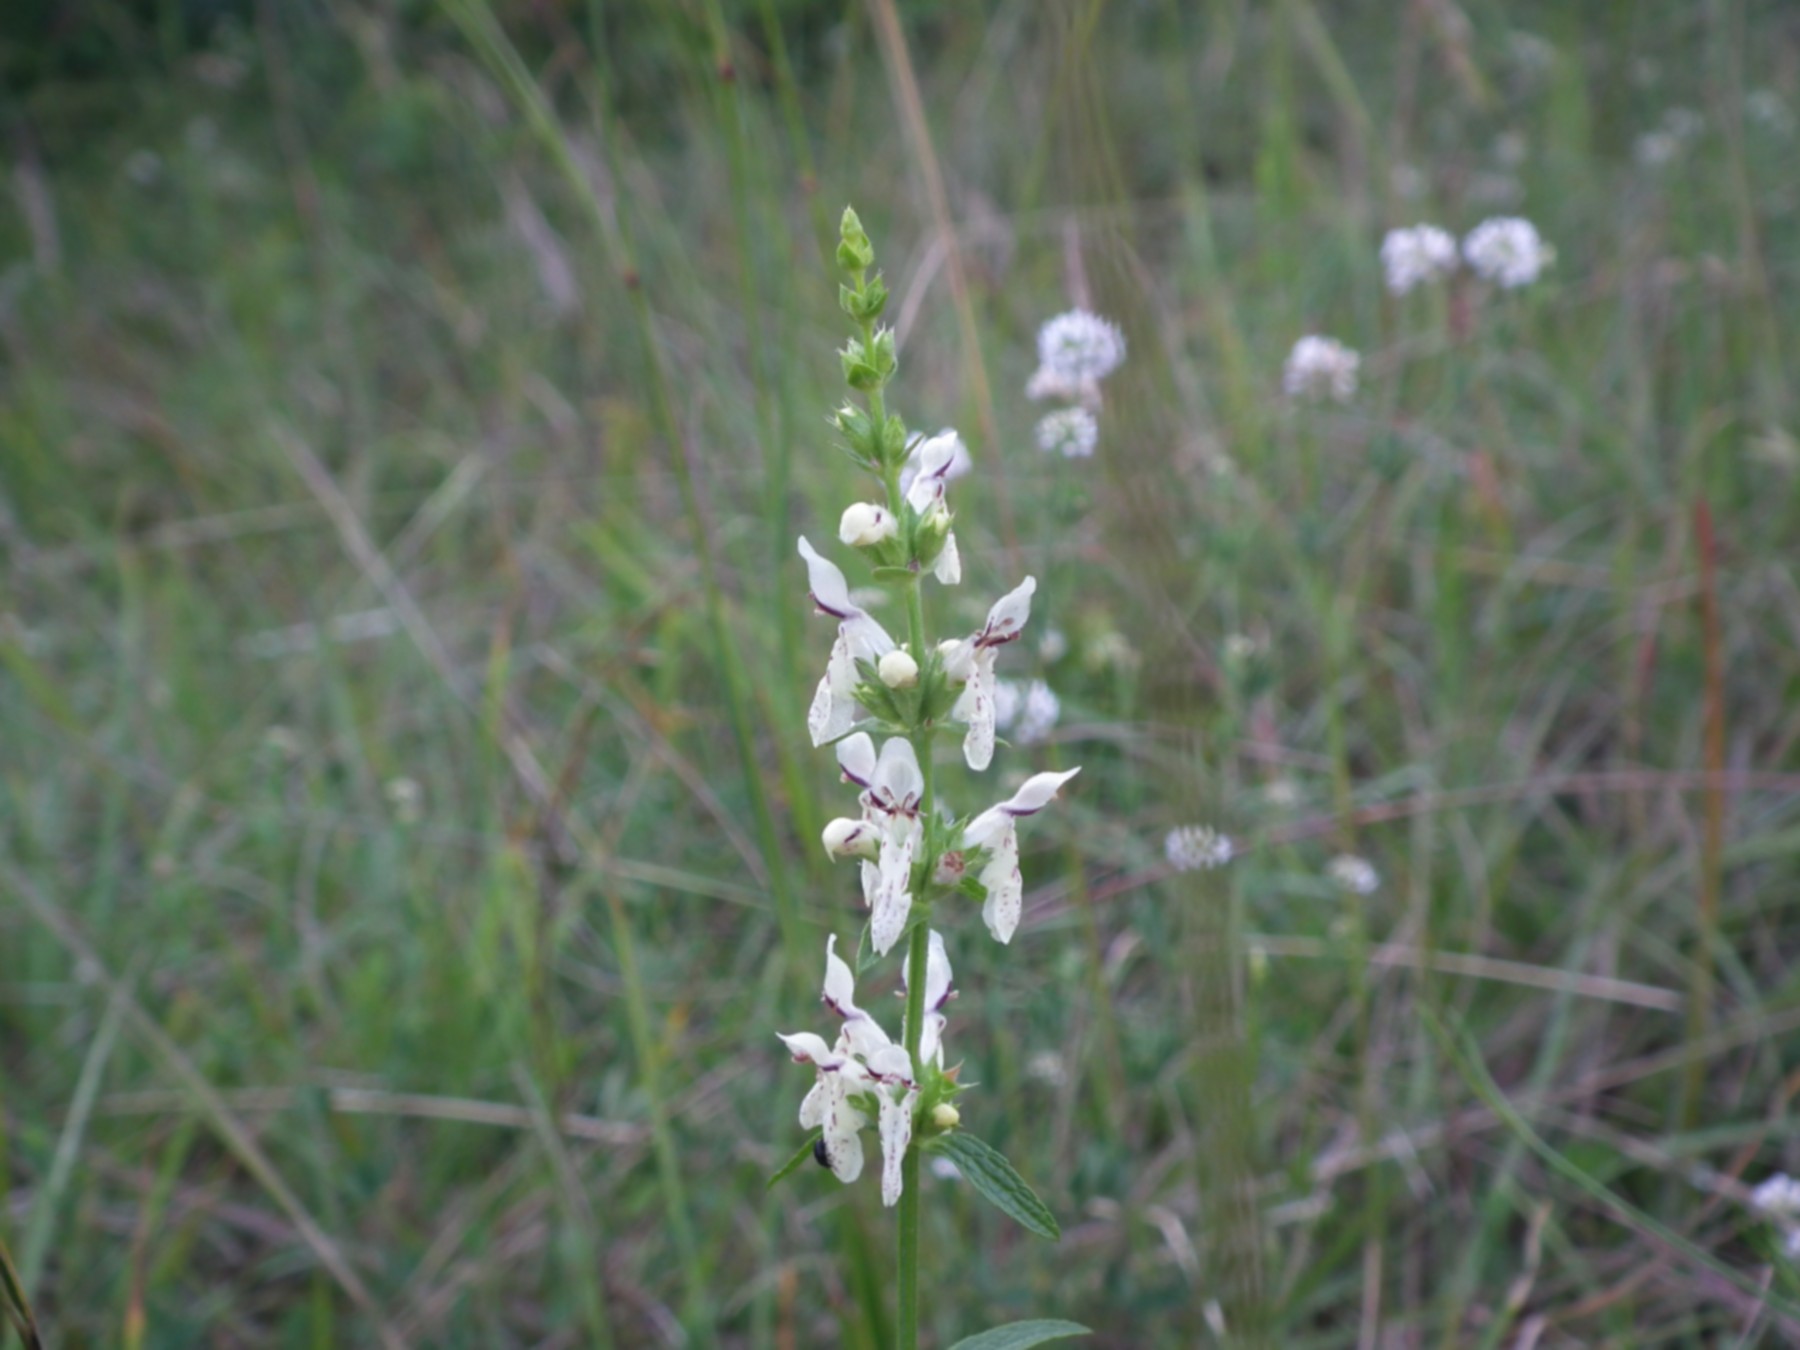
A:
1015;681;1060;745
1327;854;1380;896
1462;217;1554;289
1283;336;1360;403
836;734;924;955
1025;364;1099;408
901;431;968;585
1752;1174;1800;1218
1380;224;1458;294
961;768;1081;943
839;502;898;548
1165;825;1233;872
799;537;897;745
1036;309;1126;384
779;936;918;1204
946;578;1037;771
901;928;955;1069
822;817;880;860
1263;779;1301;808
878;649;919;688
1035;407;1099;459
992;679;1023;732
1039;628;1068;663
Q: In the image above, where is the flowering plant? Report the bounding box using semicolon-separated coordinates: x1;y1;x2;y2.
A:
772;209;1091;1350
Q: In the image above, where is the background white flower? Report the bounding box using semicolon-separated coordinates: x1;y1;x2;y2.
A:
1034;309;1126;384
1283;336;1360;403
1463;217;1554;288
1035;406;1098;459
1165;825;1233;871
1381;224;1458;294
1327;854;1380;896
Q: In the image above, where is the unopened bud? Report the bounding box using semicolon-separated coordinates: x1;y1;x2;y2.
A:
878;649;920;688
839;502;898;548
931;1103;960;1130
822;817;880;860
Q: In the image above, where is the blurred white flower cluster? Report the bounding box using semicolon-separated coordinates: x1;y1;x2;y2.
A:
1027;308;1126;459
1379;217;1554;294
1283;335;1360;404
1165;825;1234;872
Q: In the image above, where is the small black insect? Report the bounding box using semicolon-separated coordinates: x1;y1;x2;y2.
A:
813;1136;832;1169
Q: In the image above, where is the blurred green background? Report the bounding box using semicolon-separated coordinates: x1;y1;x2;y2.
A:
4;1;1800;1345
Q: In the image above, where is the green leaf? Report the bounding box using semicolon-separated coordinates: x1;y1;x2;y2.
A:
947;1319;1091;1350
930;1131;1061;1240
766;1131;823;1190
0;1229;43;1350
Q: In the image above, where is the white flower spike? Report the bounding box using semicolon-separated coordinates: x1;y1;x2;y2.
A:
830;737;924;956
962;768;1082;943
779;937;918;1204
948;577;1037;771
799;536;897;746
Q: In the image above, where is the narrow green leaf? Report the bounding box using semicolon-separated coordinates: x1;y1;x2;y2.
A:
930;1131;1060;1239
947;1319;1091;1350
0;1231;43;1350
767;1131;824;1190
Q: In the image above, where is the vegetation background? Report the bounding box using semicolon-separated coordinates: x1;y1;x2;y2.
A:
4;0;1800;1345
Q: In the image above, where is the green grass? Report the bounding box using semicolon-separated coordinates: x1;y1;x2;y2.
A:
4;1;1800;1345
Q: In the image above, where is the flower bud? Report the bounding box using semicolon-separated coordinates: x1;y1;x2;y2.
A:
931;1103;960;1130
836;206;875;273
839;502;898;549
933;851;966;886
822;817;879;860
878;649;920;688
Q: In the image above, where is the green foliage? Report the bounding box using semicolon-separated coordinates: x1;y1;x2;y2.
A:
3;0;1799;1344
930;1132;1061;1241
946;1321;1091;1350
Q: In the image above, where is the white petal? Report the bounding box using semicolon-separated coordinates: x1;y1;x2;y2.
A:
900;429;969;507
993;767;1082;818
978;827;1023;943
961;652;997;771
808;632;859;747
865;1043;914;1086
979;576;1036;646
778;1031;837;1065
821;1081;867;1184
823;934;859;1018
844;612;897;662
858;858;878;909
837;732;877;787
933;531;962;585
902;929;954;1013
822;817;880;860
938;637;975;683
798;536;861;620
879;1087;917;1207
799;1079;826;1129
872;737;923;810
870;826;918;956
960;807;1011;851
918;1012;946;1070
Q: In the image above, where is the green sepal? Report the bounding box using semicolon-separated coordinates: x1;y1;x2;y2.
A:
946;1321;1092;1350
870;565;919;584
927;1130;1061;1240
767;1130;825;1190
837;206;875;273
